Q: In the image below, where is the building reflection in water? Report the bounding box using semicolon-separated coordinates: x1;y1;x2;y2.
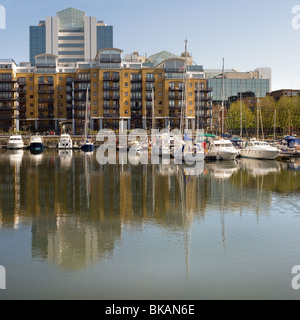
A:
0;150;299;272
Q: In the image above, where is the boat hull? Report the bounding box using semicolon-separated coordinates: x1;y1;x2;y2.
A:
81;144;94;152
240;150;279;160
29;143;44;152
7;142;24;150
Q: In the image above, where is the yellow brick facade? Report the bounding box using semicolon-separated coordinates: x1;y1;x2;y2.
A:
0;54;212;134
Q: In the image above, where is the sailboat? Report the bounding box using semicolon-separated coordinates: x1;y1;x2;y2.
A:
206;59;239;160
81;88;95;152
173;40;203;162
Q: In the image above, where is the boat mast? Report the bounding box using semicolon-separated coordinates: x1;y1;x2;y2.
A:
197;78;200;131
184;39;188;132
240;81;242;138
256;88;259;140
221;58;225;137
85;87;89;139
152;88;155;130
274;108;276;141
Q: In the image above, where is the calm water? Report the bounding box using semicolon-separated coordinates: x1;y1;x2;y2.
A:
1;149;300;300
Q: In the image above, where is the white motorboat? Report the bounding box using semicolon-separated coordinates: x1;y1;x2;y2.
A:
206;139;239;160
58;133;73;149
239;139;279;160
29;134;44;153
7;135;24;150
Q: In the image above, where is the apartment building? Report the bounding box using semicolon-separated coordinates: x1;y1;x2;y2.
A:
0;49;212;134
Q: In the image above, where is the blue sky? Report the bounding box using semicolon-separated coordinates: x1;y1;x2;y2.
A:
0;0;299;90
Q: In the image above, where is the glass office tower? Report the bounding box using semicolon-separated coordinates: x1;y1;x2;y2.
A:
29;8;113;64
29;23;46;66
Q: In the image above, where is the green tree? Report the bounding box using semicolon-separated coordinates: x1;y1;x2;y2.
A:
258;96;277;135
226;101;255;134
277;96;300;135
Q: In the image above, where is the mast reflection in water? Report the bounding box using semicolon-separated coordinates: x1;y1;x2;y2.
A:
1;150;300;300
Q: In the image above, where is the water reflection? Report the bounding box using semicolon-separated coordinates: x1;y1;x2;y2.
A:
205;160;238;179
238;158;281;176
0;150;300;272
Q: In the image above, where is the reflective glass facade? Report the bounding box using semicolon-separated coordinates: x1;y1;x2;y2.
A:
97;26;113;51
29;26;46;66
207;78;270;101
57;8;85;32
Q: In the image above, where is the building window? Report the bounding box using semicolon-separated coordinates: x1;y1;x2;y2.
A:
125;73;128;77
93;73;97;77
125;82;128;87
125;92;128;96
93;83;97;87
59;77;63;81
30;87;33;91
159;73;162;78
30;112;34;116
125;101;128;105
30;95;33;99
159;101;162;105
159;110;163;114
159;92;162;97
30;77;33;82
93;110;98;114
125;110;129;114
94;102;97;106
93;92;97;96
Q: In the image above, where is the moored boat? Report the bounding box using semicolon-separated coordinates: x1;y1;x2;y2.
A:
239;139;279;160
58;133;73;149
7;135;24;150
29;134;44;153
206;139;239;160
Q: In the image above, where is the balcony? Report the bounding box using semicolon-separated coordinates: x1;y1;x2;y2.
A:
39;107;54;112
38;114;54;119
38;89;54;94
169;96;183;100
104;106;119;109
0;79;17;83
74;87;90;92
131;78;142;83
0;114;19;120
103;76;120;82
38;98;54;103
0;106;19;111
169;87;184;91
103;86;120;91
146;87;155;91
103;113;120;118
195;87;213;92
100;58;121;64
103;95;120;100
131;88;142;92
74;78;91;83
